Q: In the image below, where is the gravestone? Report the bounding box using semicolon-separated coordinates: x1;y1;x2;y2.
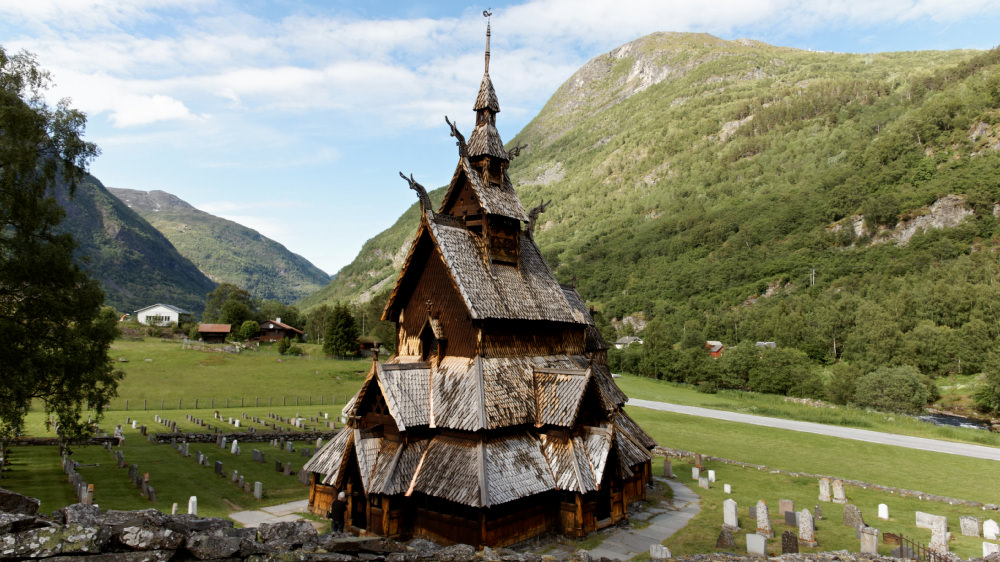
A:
131;420;137;429
716;528;735;549
778;499;795;517
961;516;981;537
254;481;263;500
692;467;700;480
843;504;864;529
232;470;239;483
214;460;224;476
708;470;716;483
231;440;239;455
784;511;798;527
859;527;879;554
723;498;739;529
216;435;223;448
286;441;294;453
892;544;916;559
781;531;798;554
316;437;323;449
985;519;999;540
798;509;817;547
877;503;889;520
238;475;244;489
832;479;847;503
649;544;670;561
275;460;283;472
746;533;766;556
930;516;949;554
187;496;198;516
171;502;178;515
984;542;1000;557
298;468;310;485
284;461;292;476
814;505;823;520
916;511;944;530
663;457;674;478
756;500;773;538
699;476;710;489
818;478;831;502
694;453;703;468
147;486;157;503
724;484;732;494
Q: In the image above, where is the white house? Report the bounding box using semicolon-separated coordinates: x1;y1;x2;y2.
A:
135;304;191;326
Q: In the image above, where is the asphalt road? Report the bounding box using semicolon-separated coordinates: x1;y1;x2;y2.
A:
627;398;1000;462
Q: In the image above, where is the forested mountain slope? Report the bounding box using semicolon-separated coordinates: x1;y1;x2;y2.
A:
54;175;216;314
109;188;330;305
303;33;1000;405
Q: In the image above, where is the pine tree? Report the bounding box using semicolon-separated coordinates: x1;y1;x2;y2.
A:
323;304;358;357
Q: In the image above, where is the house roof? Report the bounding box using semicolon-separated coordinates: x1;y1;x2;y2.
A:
198;324;231;333
439;157;527;222
261;319;304;335
135;303;190;315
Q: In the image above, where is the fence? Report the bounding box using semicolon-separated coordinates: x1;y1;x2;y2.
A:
891;533;949;562
67;395;355;413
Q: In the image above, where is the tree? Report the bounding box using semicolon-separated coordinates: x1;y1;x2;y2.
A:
0;47;121;449
239;320;259;341
324;304;358;357
203;283;256;324
851;365;930;414
258;299;303;329
306;304;333;344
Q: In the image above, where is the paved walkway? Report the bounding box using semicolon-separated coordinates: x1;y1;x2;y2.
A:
628;398;1000;461
585;478;700;561
229;499;312;528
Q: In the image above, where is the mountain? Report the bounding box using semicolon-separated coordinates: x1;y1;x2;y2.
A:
53;174;216;314
109;188;331;305
303;33;1000;381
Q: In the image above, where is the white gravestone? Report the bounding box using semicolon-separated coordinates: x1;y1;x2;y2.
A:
699;476;710;489
877;504;889;520
692;466;700;480
231;440;239;455
984;542;1000;557
724;483;732;494
187;496;197;516
746;533;767;555
985;519;999;540
708;469;716;483
723;498;739;529
859;527;879;554
960;516;980;537
649;544;670;561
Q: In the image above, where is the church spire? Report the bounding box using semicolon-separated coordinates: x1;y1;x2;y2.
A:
469;10;505;160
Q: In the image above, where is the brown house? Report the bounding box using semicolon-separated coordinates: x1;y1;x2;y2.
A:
197;324;231;344
259;318;304;343
303;20;655;548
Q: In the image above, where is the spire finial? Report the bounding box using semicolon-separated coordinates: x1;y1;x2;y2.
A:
483;9;492;73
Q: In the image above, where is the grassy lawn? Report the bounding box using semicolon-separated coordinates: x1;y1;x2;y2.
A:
664;459;990;560
628;406;999;505
617;375;1000;448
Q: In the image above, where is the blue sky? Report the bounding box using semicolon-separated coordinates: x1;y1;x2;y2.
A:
2;0;999;276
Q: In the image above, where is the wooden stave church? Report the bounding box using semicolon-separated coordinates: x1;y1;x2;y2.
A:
303;21;656;548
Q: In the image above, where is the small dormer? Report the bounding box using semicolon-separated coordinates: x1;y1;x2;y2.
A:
419;317;446;363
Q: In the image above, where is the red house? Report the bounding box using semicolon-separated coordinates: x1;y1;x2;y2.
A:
259;318;304;343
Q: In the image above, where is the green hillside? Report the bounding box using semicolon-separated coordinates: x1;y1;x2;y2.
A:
303;33;1000;407
53;175;216;314
109;188;331;305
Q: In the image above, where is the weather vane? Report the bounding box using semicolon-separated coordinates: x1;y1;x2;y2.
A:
483;9;492;18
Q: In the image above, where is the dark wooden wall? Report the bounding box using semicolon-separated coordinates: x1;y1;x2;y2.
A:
397;246;478;358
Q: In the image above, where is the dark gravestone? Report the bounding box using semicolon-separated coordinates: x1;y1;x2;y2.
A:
214;461;224;477
781;530;799;554
784;510;799;527
275;461;283;473
892;545;915;559
748;506;756;518
814;505;823;520
716;527;735;549
843;504;865;529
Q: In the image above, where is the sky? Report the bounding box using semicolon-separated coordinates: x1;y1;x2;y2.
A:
2;1;999;276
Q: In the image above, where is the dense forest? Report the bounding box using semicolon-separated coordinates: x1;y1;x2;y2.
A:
306;33;1000;415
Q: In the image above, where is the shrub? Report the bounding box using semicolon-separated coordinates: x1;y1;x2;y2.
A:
851;365;930;414
239;320;260;341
